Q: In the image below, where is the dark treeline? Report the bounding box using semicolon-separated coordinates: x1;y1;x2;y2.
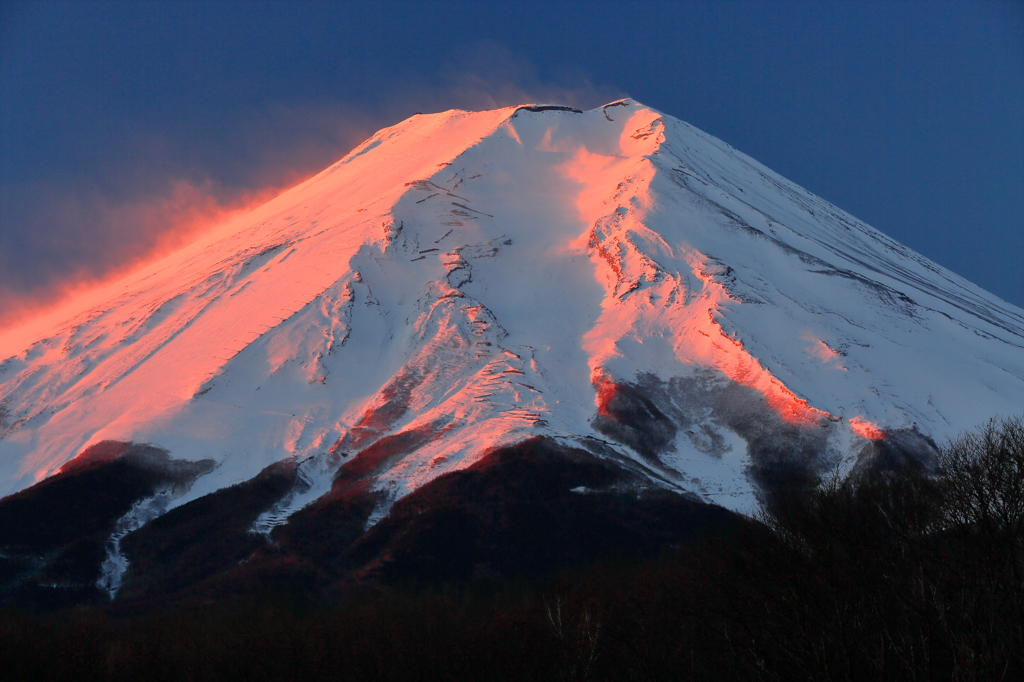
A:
1;416;1021;681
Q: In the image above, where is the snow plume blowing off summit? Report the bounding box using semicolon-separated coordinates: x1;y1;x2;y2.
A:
1;99;1023;536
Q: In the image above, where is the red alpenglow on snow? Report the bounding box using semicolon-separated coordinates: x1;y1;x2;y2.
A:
849;416;886;441
0;180;299;333
2;100;1023;526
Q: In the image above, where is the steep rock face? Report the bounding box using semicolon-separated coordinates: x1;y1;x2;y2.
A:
1;101;1023;606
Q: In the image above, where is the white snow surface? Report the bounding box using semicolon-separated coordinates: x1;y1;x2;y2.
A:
1;100;1023;519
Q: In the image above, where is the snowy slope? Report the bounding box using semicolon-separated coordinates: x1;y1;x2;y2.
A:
2;99;1023;523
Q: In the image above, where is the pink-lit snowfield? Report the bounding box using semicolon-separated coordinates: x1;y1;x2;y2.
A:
2;100;1023;526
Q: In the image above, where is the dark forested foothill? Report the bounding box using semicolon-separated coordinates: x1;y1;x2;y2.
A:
1;417;1022;681
94;437;741;610
0;442;213;610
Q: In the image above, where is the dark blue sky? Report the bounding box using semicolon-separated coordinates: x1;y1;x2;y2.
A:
1;1;1022;324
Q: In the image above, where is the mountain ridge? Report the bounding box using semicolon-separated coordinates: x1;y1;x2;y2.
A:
1;99;1022;583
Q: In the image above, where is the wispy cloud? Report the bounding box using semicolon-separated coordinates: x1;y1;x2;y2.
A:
0;42;623;329
0;179;285;327
389;40;626;114
0;106;374;328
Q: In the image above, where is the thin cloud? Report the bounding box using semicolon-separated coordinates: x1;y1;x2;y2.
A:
0;106;374;328
0;42;623;330
0;179;286;327
389;40;626;114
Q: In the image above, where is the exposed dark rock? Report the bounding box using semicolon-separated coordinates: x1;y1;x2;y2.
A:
853;426;939;478
334;419;451;483
589;369;833;505
592;377;678;461
514;105;583;114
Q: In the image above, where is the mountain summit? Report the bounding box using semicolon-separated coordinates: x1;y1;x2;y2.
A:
2;100;1023;604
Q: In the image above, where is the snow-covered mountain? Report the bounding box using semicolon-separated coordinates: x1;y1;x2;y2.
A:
2;99;1023;546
